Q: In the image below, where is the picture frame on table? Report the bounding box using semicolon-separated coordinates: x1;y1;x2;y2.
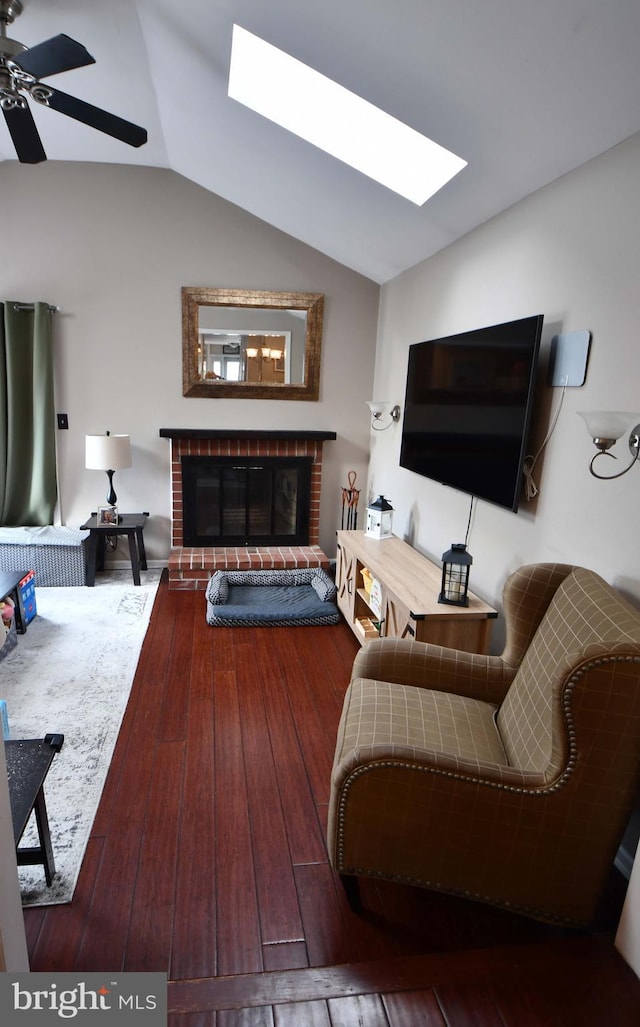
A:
97;505;118;526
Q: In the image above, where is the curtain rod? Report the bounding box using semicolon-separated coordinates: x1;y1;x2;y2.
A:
11;303;59;313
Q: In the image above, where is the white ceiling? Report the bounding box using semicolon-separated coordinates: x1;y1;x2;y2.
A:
3;0;640;284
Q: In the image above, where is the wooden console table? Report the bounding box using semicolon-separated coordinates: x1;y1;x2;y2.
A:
336;530;497;653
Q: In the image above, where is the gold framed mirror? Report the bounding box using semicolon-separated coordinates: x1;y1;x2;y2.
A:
182;287;324;400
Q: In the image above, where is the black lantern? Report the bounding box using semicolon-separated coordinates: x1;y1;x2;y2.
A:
438;543;472;606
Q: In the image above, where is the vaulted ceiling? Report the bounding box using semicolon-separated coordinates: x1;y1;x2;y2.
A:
3;0;640;283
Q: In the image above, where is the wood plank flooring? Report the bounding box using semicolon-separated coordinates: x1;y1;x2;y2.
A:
23;572;640;1024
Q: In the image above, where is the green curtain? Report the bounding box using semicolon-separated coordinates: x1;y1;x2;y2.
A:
0;301;57;525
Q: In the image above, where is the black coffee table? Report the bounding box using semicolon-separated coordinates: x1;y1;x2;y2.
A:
5;734;65;886
0;569;29;634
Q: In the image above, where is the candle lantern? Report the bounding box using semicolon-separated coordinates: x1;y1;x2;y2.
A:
438;543;472;606
365;495;394;539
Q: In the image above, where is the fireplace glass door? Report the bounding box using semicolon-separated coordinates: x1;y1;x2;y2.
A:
182;456;312;546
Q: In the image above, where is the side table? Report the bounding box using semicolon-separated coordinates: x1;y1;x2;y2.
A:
81;512;149;586
6;734;65;886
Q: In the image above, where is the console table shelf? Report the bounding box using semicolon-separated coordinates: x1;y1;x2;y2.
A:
336;530;497;653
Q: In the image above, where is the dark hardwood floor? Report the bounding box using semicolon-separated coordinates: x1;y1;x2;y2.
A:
23;572;640;1024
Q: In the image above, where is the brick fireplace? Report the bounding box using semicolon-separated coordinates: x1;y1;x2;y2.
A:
160;429;336;589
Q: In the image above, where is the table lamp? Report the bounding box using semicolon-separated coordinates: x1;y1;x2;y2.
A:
85;431;132;507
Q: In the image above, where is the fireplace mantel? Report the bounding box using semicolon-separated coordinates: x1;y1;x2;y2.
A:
160;428;337;441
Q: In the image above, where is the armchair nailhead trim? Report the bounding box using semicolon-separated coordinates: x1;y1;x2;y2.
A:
335;652;640;926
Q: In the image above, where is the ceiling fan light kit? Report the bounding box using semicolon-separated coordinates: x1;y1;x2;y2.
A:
0;0;147;163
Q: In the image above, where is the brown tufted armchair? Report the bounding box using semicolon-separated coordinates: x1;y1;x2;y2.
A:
327;563;640;927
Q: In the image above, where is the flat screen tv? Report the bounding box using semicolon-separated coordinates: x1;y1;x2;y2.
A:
399;315;543;512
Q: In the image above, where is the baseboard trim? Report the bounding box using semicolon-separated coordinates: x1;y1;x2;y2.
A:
103;559;167;571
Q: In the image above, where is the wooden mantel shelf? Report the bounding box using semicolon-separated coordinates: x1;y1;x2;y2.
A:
159;428;337;441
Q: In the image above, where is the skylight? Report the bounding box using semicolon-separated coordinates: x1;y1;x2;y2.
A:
228;25;467;206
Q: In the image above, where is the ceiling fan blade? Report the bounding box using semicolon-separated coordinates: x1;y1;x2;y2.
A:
11;34;95;80
37;86;147;148
3;104;46;163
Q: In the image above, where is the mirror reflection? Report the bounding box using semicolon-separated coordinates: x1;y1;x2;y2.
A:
198;306;306;384
182;288;324;401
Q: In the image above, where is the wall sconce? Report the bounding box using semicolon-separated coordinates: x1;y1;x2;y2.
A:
85;430;132;506
577;411;640;480
367;400;401;431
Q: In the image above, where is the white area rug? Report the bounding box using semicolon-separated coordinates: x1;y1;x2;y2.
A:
1;570;161;906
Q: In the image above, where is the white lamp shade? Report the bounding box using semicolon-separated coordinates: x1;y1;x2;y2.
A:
367;400;388;418
85;434;132;471
577;411;638;441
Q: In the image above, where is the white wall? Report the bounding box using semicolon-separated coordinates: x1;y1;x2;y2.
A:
370;130;640;971
0;161;380;561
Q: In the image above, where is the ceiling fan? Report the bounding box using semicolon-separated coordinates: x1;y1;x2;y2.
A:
0;0;147;163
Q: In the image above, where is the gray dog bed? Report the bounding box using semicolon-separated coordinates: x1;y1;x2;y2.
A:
205;568;340;626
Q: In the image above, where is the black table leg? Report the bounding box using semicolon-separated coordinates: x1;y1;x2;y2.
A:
96;534;107;571
85;531;98;586
135;526;148;571
128;530;141;585
10;584;27;634
33;787;56;885
15;789;56;885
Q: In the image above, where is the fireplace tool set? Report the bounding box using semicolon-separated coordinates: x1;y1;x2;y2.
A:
341;471;360;530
